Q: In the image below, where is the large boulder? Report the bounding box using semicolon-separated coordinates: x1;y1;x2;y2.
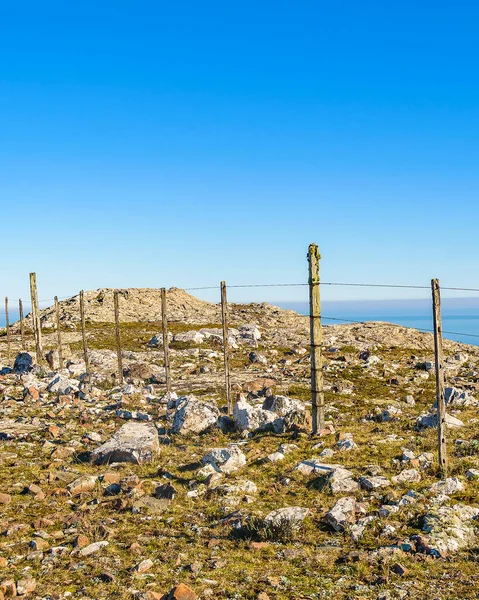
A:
90;421;159;465
238;325;261;341
233;397;277;432
444;387;476;407
201;445;246;474
323;496;357;532
262;395;305;417
418;504;479;555
172;395;219;434
47;375;79;395
294;460;359;494
416;412;464;429
173;331;205;344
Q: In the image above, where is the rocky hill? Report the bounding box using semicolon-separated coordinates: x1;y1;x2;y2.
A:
1;290;479;599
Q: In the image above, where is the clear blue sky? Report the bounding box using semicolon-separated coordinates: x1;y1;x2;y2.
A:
1;1;479;306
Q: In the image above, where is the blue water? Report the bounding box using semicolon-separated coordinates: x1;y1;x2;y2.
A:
277;299;479;346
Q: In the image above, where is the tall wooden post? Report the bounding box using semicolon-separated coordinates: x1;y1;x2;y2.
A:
161;288;172;392
19;299;25;350
79;291;90;374
432;278;447;477
54;296;64;369
29;273;43;363
308;243;324;435
113;290;124;385
220;281;232;415
4;297;11;362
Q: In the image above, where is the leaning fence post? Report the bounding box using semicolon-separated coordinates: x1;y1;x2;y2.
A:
79;291;90;374
308;243;324;435
113;290;124;385
4;297;11;362
19;299;25;350
432;278;448;477
161;288;172;392
29;273;43;363
220;281;232;415
54;296;64;369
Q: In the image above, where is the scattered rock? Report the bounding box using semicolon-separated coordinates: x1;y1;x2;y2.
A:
172;396;219;434
90;421;160;465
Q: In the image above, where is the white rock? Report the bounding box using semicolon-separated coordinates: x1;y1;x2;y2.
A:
323;496;356;532
173;330;205;344
264;506;308;526
430;477;464;495
233;396;277;432
266;451;285;462
201;445;246;474
79;541;109;557
90;421;159;465
262;395;305;417
466;469;479;480
392;469;421;485
47;375;79;395
172;395;219;434
238;324;261;340
417;412;464;429
359;476;391;492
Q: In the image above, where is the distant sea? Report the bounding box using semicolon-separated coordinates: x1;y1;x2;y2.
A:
3;298;479;347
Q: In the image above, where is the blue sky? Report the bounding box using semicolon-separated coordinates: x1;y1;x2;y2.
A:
1;1;479;306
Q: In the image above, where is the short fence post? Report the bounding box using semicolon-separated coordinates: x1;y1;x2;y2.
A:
29;273;43;363
220;281;232;415
113;290;124;385
161;288;172;392
79;290;90;374
308;243;324;435
4;297;11;362
54;296;64;369
432;278;448;477
19;299;25;350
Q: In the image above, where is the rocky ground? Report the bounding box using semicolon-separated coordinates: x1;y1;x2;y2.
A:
1;289;479;599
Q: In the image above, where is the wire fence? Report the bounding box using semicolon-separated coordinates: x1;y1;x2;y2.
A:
1;253;478;477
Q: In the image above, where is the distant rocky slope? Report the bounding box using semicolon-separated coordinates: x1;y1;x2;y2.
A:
15;287;475;354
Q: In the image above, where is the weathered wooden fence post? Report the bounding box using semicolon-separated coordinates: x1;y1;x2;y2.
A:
79;290;90;374
161;288;172;392
4;297;11;361
308;243;324;435
54;296;64;369
113;290;124;385
29;273;43;363
19;299;25;350
220;281;232;415
432;278;448;477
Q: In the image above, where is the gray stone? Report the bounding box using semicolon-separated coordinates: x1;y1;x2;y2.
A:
416;412;464;429
233;396;277;432
430;477;464;495
47;375;79;395
172;395;219;434
201;445;246;474
392;469;421;485
173;330;205;344
264;506;308;526
262;395;305;417
90;421;159;465
323;496;356;532
359;475;391;492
